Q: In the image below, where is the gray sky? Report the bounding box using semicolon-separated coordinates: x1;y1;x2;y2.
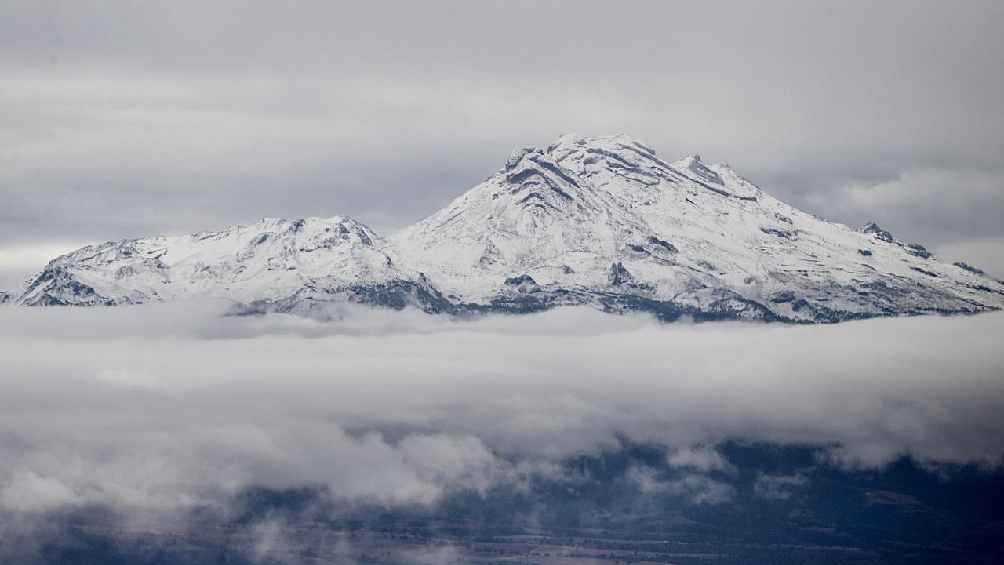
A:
2;0;1004;288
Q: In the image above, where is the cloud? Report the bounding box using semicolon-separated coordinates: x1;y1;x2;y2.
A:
627;467;734;505
797;168;1004;246
0;305;1003;523
935;237;1004;279
753;473;809;500
2;2;1003;557
666;445;735;474
0;470;80;513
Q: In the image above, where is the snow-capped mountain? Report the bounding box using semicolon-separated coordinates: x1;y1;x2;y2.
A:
16;134;1004;322
17;216;448;316
392;134;1004;321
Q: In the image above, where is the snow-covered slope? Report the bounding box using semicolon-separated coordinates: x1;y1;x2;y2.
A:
17;216;449;315
17;134;1004;322
392;134;1004;321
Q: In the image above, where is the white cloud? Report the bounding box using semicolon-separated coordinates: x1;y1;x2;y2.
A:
0;305;1003;518
666;445;735;474
0;470;80;513
627;467;734;505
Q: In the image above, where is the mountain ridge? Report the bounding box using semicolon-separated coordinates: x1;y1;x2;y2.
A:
13;134;1004;322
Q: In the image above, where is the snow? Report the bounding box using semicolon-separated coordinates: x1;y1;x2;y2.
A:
18;216;406;306
16;135;1004;322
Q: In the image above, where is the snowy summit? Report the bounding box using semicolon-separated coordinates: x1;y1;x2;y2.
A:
15;134;1004;323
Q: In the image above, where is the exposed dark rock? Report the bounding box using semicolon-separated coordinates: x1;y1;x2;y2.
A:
608;262;634;286
863;222;895;243
761;227;796;240
770;290;796;304
504;274;537;286
955;261;986;276
905;243;932;259
647;236;678;253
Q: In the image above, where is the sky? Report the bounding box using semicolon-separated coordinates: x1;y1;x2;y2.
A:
2;0;1004;289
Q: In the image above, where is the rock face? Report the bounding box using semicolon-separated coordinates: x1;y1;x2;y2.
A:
16;134;1004;322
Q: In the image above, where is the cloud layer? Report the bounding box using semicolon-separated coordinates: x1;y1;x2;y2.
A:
1;304;1002;519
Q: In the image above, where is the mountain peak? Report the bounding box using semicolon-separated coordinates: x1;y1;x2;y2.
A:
862;221;896;243
671;153;713;176
392;135;1002;321
546;133;657;157
15;135;1004;322
16;214;405;307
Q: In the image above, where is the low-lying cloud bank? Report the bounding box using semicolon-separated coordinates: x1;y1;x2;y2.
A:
0;304;1002;519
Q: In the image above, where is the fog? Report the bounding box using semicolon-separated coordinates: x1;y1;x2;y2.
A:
1;304;1002;524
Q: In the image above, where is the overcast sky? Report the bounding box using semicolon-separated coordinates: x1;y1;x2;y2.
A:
2;0;1003;288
